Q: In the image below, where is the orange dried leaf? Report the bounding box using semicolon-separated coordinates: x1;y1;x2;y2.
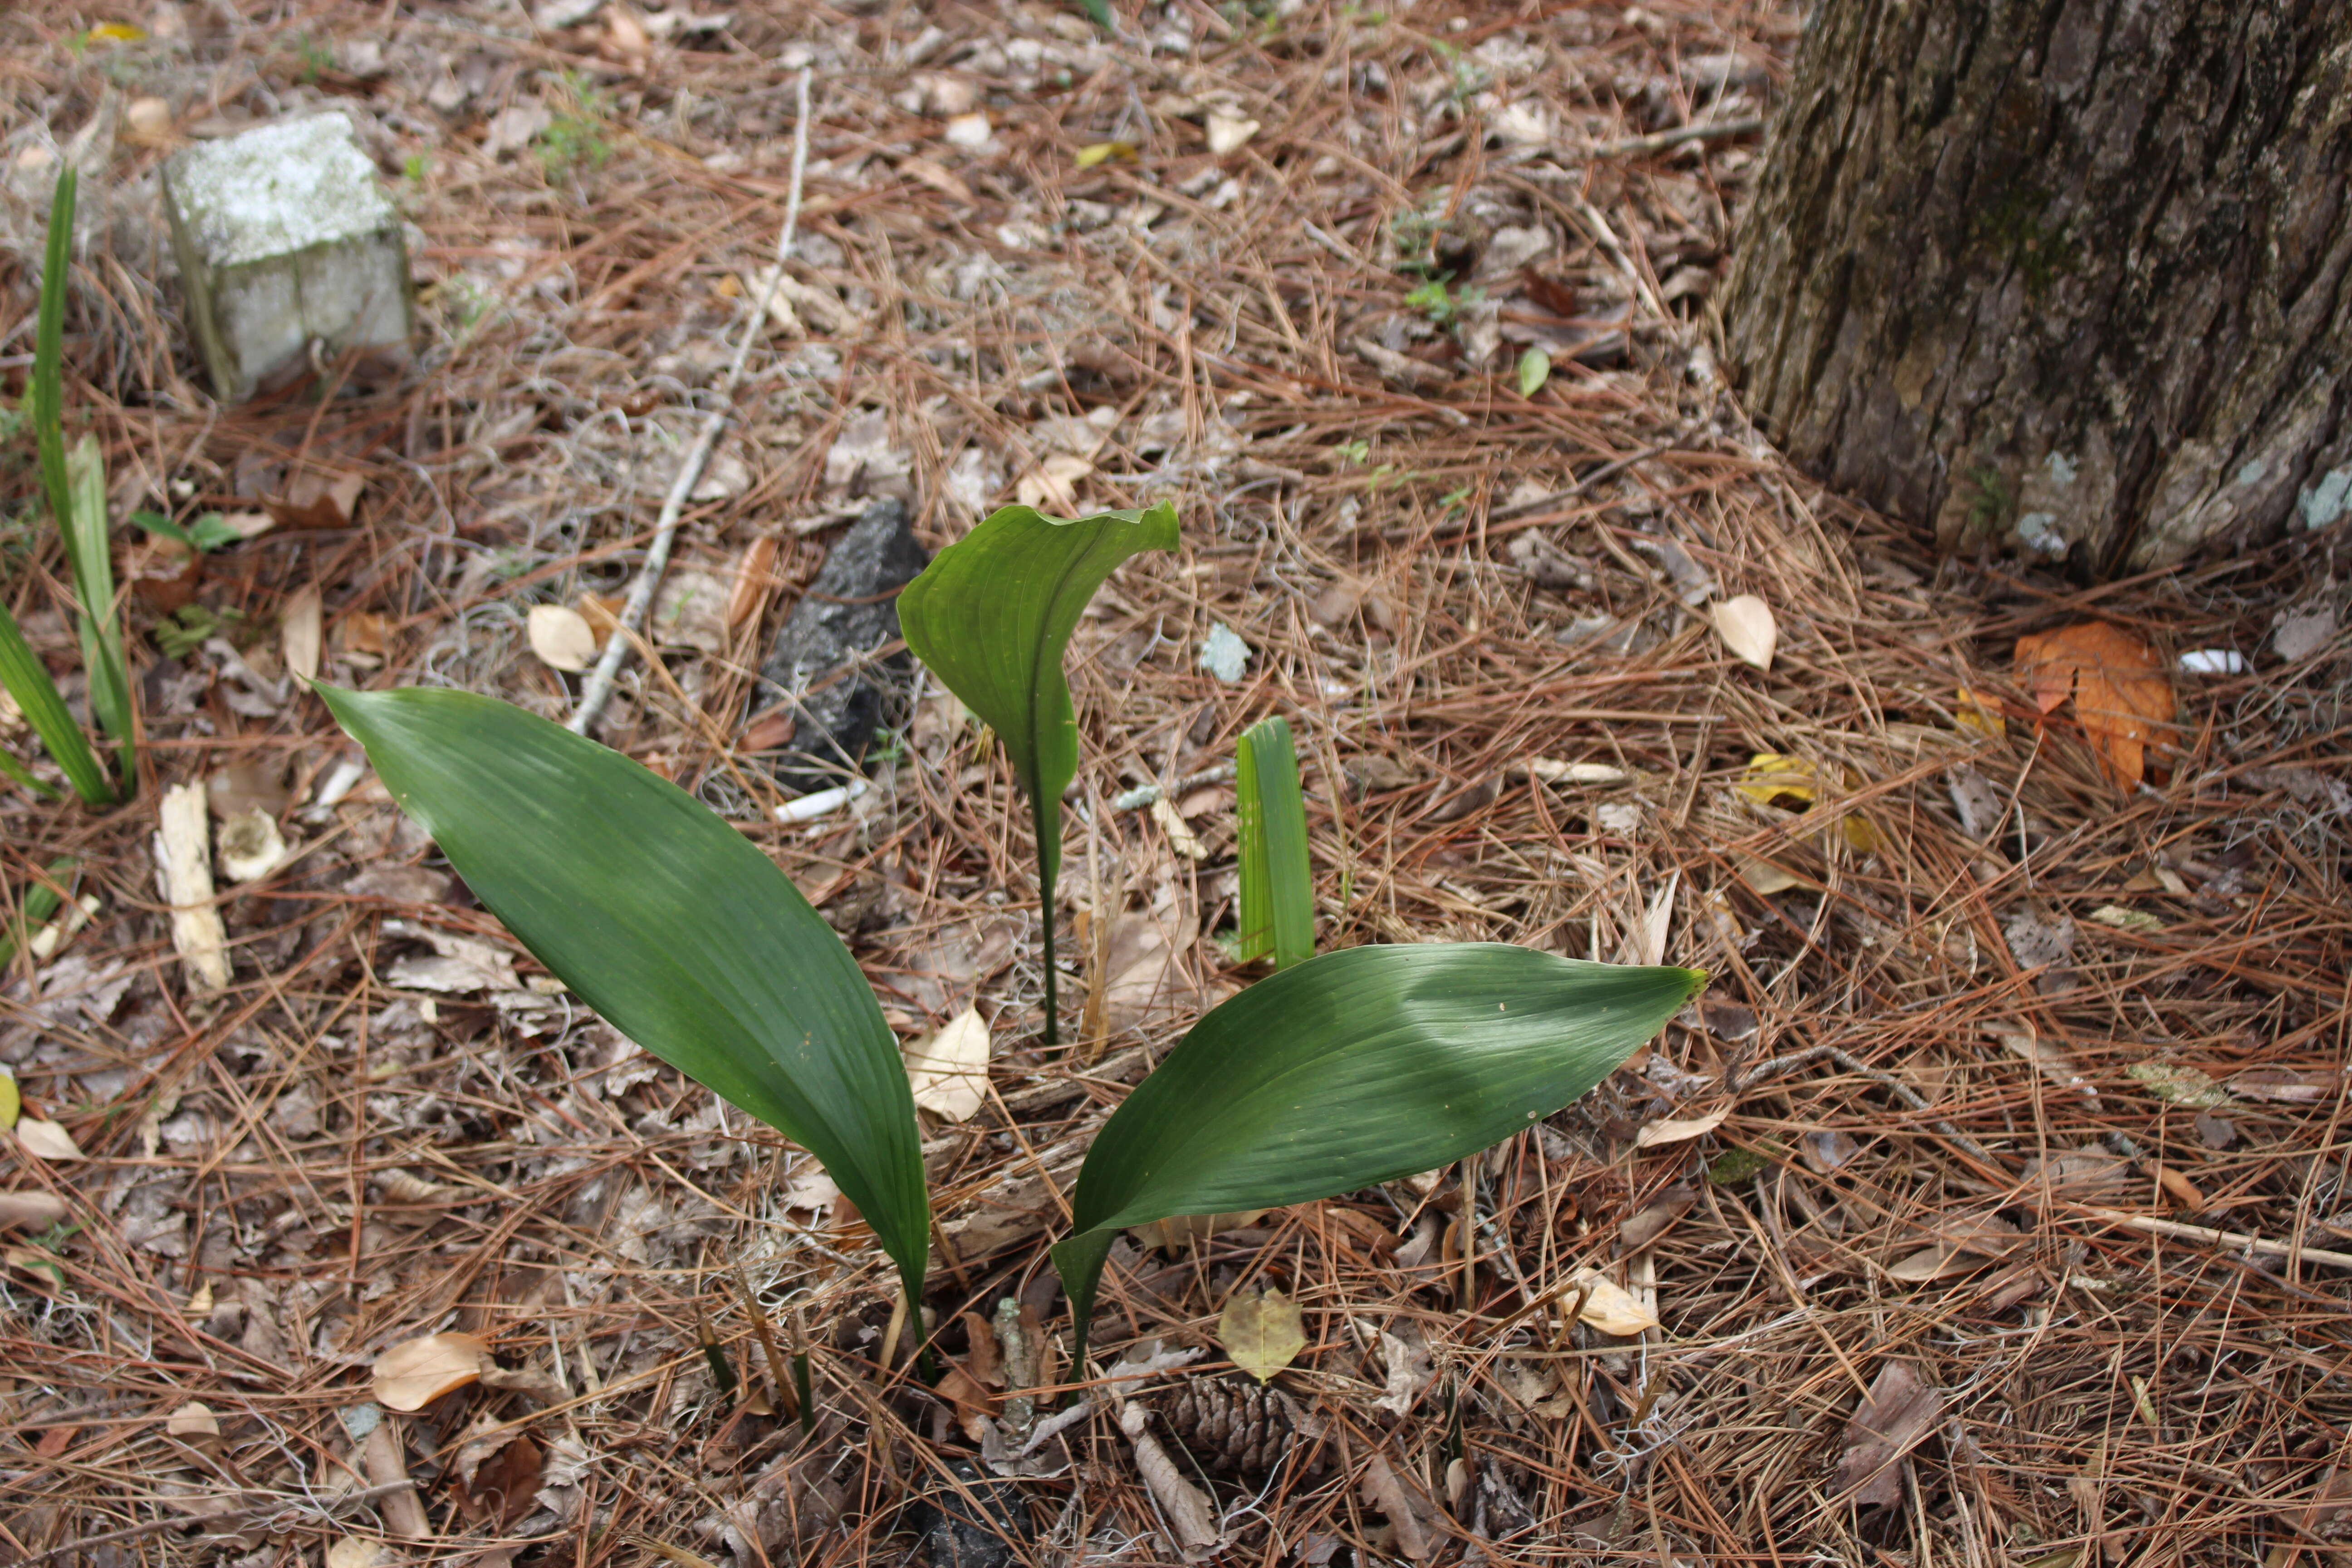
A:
372;1331;491;1411
2012;622;2173;788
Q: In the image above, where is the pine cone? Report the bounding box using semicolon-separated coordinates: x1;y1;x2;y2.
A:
1157;1376;1299;1476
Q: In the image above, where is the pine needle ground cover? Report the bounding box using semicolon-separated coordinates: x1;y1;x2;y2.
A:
0;3;2347;1563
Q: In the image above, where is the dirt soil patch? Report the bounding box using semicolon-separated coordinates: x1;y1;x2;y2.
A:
2;1;2350;1564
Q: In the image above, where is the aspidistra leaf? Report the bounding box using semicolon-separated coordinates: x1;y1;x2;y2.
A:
318;685;929;1296
897;501;1179;1040
1235;715;1312;970
1051;944;1703;1351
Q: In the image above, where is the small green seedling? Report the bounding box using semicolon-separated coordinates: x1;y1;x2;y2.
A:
897;502;1181;1045
1234;715;1312;971
132;510;243;555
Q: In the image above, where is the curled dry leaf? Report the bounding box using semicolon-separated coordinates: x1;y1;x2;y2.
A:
372;1331;492;1411
323;1539;392;1568
1358;1451;1438;1561
1710;593;1778;671
1215;1286;1306;1383
1884;1212;2022;1282
282;583;323;683
903;1006;991;1122
1205;112;1260;154
1568;1270;1658;1336
527;604;599;673
1829;1359;1943;1508
1151;795;1207;860
2013;621;2174;788
1120;1402;1220;1557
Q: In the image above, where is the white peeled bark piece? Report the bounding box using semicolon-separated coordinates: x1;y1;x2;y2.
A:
158;782;231;990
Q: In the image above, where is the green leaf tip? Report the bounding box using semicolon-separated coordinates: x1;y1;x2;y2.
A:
898;500;1181;1042
317;682;931;1299
1051;943;1701;1362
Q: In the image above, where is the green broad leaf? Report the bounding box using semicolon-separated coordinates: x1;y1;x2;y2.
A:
0;599;111;806
318;684;931;1298
1051;943;1704;1357
1516;347;1552;399
1234;715;1312;970
64;435;133;770
897;501;1180;1042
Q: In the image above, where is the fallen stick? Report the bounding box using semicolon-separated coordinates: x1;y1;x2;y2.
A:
568;67;812;735
2078;1206;2352;1272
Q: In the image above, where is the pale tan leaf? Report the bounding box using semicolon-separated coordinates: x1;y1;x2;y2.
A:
1121;1403;1220;1556
281;583;323;683
166;1400;220;1438
0;1191;69;1230
324;1538;393;1568
1205;112;1260;154
1569;1270;1659;1336
1151;795;1207;860
1634;1105;1728;1148
1884;1213;2022;1282
1710;593;1777;671
1359;1451;1437;1561
372;1331;492;1411
1016;454;1093;514
1130;1210;1265;1251
903;1006;991;1122
527;604;599;673
13;1119;84;1162
1215;1286;1306;1383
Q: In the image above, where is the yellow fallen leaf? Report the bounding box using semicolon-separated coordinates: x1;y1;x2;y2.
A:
0;1069;16;1131
86;21;146;42
373;1331;492;1411
1076;141;1138;168
167;1401;220;1438
1216;1285;1306;1383
325;1540;392;1568
1734;752;1818;806
1954;687;2004;738
1568;1271;1657;1336
903;1006;991;1122
1710;594;1777;671
14;1118;83;1162
1634;1105;1729;1147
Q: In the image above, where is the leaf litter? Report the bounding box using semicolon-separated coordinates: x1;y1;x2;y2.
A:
0;2;2347;1563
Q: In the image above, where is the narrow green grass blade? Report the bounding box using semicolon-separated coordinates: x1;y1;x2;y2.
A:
1235;716;1312;970
1051;944;1704;1360
63;436;133;772
318;684;930;1300
0;745;58;800
0;598;113;806
30;170;73;535
897;501;1180;1042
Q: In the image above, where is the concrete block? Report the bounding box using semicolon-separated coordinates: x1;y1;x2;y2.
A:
161;113;411;402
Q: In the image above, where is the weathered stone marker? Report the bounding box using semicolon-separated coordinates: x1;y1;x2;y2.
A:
161;113;411;402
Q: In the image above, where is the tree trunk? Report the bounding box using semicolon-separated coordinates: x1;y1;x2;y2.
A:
1721;0;2352;574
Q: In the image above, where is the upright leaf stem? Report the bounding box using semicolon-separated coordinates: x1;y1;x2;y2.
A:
1033;788;1059;1046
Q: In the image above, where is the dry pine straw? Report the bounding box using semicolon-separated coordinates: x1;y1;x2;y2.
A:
1;0;2350;1563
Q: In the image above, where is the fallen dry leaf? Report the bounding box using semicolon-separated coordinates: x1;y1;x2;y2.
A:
1884;1212;2023;1282
1359;1451;1438;1561
1635;1105;1729;1148
935;1362;995;1441
1375;1328;1434;1415
1710;593;1777;670
1216;1286;1307;1383
1829;1359;1944;1508
0;1191;69;1230
324;1539;392;1568
335;611;390;669
1130;1209;1267;1251
1120;1402;1220;1556
372;1331;492;1411
1016;453;1093;514
727;535;781;628
527;604;599;672
1568;1270;1659;1336
281;583;323;683
2013;621;2174;788
1205;111;1260;154
904;1006;991;1122
1151;794;1207;860
159;781;231;991
166;1401;220;1439
14;1118;82;1162
266;470;366;530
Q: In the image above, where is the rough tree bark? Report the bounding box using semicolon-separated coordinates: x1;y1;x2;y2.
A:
1721;0;2352;574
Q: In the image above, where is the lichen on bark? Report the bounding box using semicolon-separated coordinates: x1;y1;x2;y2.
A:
1722;0;2352;573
